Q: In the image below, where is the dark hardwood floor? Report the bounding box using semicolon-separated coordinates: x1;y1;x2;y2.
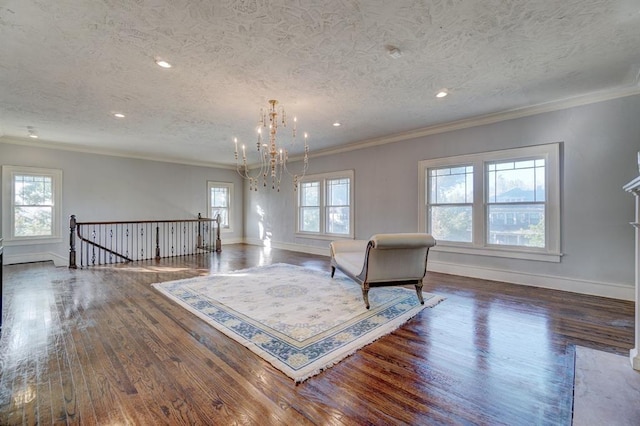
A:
0;244;634;425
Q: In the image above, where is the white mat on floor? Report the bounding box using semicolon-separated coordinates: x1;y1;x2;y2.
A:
573;346;640;425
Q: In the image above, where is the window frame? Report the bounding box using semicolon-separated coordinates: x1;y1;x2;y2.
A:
418;143;561;262
2;165;63;245
296;170;355;240
207;181;233;233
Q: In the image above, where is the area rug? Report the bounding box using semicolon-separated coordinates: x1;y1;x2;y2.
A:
151;263;444;382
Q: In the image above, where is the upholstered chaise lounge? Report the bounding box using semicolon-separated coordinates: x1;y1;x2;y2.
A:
330;233;437;309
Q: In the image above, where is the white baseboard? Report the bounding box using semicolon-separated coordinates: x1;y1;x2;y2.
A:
631;348;640;370
244;238;331;257
4;252;68;267
428;260;634;301
221;237;244;245
243;238;634;301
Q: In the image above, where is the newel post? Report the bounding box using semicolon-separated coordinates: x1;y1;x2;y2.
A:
215;214;222;253
69;215;77;269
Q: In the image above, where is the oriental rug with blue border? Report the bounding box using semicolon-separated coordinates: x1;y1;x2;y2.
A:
152;263;444;382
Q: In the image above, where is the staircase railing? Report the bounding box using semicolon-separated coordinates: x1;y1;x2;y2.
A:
69;213;221;269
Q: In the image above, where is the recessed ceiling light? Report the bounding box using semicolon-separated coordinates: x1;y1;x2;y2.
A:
155;59;172;69
436;90;449;98
27;126;38;138
333;122;341;127
114;113;125;118
388;47;403;59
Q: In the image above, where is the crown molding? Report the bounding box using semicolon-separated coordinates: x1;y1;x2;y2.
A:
0;136;236;170
308;86;640;160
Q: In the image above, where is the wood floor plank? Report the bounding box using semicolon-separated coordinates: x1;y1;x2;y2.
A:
0;244;634;425
78;307;153;425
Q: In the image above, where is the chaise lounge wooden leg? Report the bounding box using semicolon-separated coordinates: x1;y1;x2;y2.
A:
415;283;425;305
362;283;370;309
331;266;336;278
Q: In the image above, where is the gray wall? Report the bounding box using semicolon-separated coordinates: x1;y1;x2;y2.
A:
1;142;243;265
245;94;640;296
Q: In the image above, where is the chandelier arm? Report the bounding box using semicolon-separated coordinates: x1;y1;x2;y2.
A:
282;154;309;180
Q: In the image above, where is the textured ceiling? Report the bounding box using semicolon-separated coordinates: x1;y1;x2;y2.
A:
1;0;640;166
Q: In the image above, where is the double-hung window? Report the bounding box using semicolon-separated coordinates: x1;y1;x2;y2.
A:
429;165;474;243
297;170;354;238
419;143;560;262
2;166;63;244
207;181;233;231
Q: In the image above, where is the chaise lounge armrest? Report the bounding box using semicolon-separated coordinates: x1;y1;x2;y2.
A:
330;240;370;278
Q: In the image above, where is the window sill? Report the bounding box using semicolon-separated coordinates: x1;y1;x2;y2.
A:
432;244;562;263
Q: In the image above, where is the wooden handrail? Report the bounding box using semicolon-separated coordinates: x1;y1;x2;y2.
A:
74;218;216;226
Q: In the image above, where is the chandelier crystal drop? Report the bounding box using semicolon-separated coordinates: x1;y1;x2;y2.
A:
234;99;309;192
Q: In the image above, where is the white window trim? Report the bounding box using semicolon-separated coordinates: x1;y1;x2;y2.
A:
295;170;355;240
207;181;233;233
2;165;64;245
418;143;561;262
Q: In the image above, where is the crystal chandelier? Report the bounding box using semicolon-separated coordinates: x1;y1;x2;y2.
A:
234;99;309;192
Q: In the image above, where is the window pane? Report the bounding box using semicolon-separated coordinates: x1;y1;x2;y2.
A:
327;178;349;206
300;182;319;207
14;175;53;205
535;166;545;201
15;206;53;236
211;187;228;208
429;166;473;204
326;206;350;234
429;205;472;242
487;158;545;203
487;204;545;247
300;207;320;232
